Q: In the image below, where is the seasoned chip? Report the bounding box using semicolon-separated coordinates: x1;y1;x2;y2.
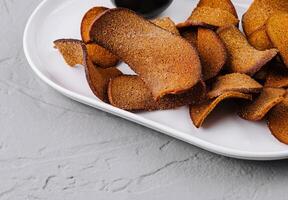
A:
177;6;239;29
268;93;288;144
248;26;273;51
54;39;122;102
89;8;201;100
239;87;286;121
197;0;237;17
152;17;180;35
190;92;252;128
81;7;119;68
265;62;288;88
266;13;288;68
108;75;206;111
242;0;288;37
86;43;119;68
81;6;108;43
208;73;263;99
217;26;278;75
197;28;227;80
180;28;198;47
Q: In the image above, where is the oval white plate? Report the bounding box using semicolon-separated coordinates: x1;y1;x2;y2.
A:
23;0;288;160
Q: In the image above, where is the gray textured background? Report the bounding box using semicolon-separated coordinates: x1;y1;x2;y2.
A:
1;0;288;199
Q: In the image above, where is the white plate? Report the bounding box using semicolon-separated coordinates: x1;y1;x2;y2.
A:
23;0;288;160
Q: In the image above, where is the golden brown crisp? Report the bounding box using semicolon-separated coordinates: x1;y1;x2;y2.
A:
248;26;273;51
180;28;198;47
242;0;288;37
239;87;286;121
108;75;206;111
54;39;122;102
208;73;263;99
197;28;227;80
268;93;288;144
266;13;288;68
190;92;252;128
217;26;278;75
197;0;238;17
177;7;239;29
152;17;180;35
89;8;202;100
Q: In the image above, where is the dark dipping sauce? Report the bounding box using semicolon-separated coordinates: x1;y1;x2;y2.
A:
111;0;173;18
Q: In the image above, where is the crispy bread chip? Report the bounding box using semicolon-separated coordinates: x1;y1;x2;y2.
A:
248;26;273;51
217;26;278;75
152;17;180;35
265;62;288;88
177;6;239;29
89;8;201;100
108;75;206;111
208;73;263;99
197;0;238;18
190;92;252;128
54;39;121;102
267;13;288;67
81;7;119;68
239;87;286;121
242;0;288;37
180;28;198;47
197;28;227;80
268;93;288;144
86;43;119;68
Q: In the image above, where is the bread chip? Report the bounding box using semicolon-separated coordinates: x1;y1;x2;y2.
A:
86;43;119;68
197;28;227;80
152;17;180;35
197;0;238;18
239;87;286;121
177;6;239;29
89;8;201;100
180;28;198;47
217;26;278;75
81;7;108;43
266;13;288;68
248;26;273;51
242;0;288;37
268;93;288;144
190;92;252;128
265;62;288;88
81;7;119;68
208;73;263;99
54;39;122;102
108;75;206;111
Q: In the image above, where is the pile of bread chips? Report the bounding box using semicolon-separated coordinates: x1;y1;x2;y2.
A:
54;0;288;144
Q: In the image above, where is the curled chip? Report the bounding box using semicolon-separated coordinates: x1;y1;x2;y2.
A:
81;7;119;68
197;0;238;18
197;28;227;80
180;27;198;47
242;0;288;37
217;26;278;75
54;39;122;102
268;93;288;144
266;13;288;68
190;92;252;128
152;17;180;35
208;73;263;99
265;62;288;88
89;8;201;100
81;7;108;43
239;87;286;121
248;26;273;51
177;7;239;29
108;75;206;111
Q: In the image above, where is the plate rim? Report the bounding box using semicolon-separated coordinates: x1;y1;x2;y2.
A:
23;0;288;160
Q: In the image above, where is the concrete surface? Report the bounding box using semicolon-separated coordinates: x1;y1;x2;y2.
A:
1;0;288;199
